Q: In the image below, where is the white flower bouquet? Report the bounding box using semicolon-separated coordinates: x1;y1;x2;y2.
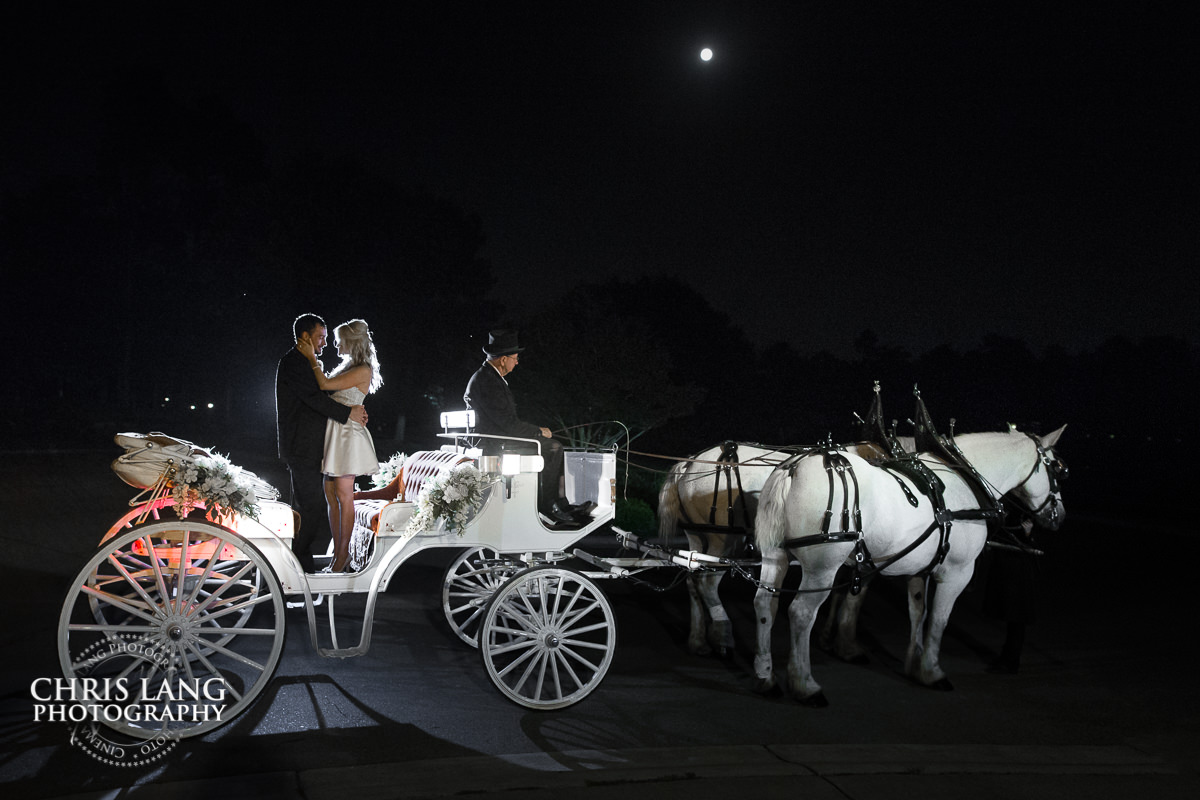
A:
371;451;408;490
406;463;486;536
170;452;261;522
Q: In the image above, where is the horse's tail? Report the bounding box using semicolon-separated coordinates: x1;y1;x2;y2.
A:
755;463;794;551
657;460;688;547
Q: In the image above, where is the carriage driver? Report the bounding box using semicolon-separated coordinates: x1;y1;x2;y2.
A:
464;330;594;526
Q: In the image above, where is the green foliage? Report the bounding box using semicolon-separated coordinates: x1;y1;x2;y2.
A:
618;461;667;509
511;279;711;448
615;498;656;534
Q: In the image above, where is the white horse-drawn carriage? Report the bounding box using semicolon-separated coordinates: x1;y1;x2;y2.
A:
58;387;1067;743
60;413;641;740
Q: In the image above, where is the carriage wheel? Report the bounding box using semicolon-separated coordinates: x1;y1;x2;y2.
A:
442;547;519;647
479;566;616;710
102;497;176;544
58;521;286;740
93;510;264;654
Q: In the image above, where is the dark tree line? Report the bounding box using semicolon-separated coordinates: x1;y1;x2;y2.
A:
5;68;1194;526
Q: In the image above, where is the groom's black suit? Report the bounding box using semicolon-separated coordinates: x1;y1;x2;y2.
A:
276;347;351;571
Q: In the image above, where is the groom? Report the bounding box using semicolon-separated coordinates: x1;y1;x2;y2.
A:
276;313;367;572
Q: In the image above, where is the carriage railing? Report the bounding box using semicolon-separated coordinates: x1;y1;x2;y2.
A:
436;431;543;461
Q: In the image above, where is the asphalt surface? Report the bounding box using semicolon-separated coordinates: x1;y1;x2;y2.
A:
2;450;1198;799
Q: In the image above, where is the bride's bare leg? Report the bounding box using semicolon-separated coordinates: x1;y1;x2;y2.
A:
329;475;357;571
323;477;339;566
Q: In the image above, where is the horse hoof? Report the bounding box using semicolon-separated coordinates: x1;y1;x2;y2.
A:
929;678;954;692
797;691;829;708
752;679;781;697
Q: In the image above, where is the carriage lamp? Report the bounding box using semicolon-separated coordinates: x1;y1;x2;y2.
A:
501;453;544;500
501;454;544;475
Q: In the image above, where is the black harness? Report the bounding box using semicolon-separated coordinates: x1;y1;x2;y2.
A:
708;440;751;528
667;388;1065;598
1002;432;1066;525
677;441;813;553
773;443;1000;595
772;389;1009;595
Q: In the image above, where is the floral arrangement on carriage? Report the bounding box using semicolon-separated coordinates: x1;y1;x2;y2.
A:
406;463;486;536
372;451;408;491
111;432;268;527
171;452;262;525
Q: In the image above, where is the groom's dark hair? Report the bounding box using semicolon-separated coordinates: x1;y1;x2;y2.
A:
293;313;326;341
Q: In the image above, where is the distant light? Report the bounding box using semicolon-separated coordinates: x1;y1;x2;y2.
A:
700;47;713;62
164;397;170;403
190;405;197;410
207;403;215;409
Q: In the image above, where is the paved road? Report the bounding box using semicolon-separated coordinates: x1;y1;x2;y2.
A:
1;452;1197;799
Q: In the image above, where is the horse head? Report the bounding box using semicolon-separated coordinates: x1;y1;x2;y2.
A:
1005;424;1067;531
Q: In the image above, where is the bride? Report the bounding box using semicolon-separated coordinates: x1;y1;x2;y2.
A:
298;319;383;572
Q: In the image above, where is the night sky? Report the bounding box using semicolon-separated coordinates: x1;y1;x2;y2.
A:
3;0;1197;482
6;2;1194;359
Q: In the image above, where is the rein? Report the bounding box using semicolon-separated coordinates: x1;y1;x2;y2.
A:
624;444;815;469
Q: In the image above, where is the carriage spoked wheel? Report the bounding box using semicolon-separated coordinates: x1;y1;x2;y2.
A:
94;504;264;655
442;546;520;647
58;520;286;740
478;566;616;710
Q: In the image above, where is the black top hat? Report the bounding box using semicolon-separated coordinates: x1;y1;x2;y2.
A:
483;329;525;358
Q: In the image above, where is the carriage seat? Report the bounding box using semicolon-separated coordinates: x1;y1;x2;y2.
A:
352;450;476;534
439;409;545;475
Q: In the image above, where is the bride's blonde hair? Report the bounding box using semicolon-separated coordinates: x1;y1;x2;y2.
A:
332;319;383;393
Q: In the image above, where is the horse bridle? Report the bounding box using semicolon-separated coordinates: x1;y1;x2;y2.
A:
1002;432;1067;526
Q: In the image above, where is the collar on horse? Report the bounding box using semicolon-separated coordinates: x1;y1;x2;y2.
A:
999;430;1067;529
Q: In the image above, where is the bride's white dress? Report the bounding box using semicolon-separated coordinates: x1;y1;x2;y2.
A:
322;387;378;477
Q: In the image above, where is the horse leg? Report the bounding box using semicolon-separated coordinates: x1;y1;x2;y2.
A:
682;532;729;656
660;471;707;654
913;568;975;690
830;573;872;665
684;574;711;655
752;547;788;695
784;564;837;706
904;574;930;679
817;582;842;651
698;571;735;657
699;534;738;656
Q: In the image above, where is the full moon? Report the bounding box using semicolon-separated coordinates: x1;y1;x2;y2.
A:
700;48;713;62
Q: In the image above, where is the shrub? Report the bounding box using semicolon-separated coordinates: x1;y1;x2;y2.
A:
615;498;656;534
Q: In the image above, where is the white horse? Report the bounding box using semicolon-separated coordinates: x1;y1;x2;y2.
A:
658;440;891;656
657;443;791;656
752;426;1066;705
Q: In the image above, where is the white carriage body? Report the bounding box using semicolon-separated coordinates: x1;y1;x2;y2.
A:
106;428;617;599
78;426;625;728
241;445;617;596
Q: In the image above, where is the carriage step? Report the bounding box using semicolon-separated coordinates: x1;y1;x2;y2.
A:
286;593;323;609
